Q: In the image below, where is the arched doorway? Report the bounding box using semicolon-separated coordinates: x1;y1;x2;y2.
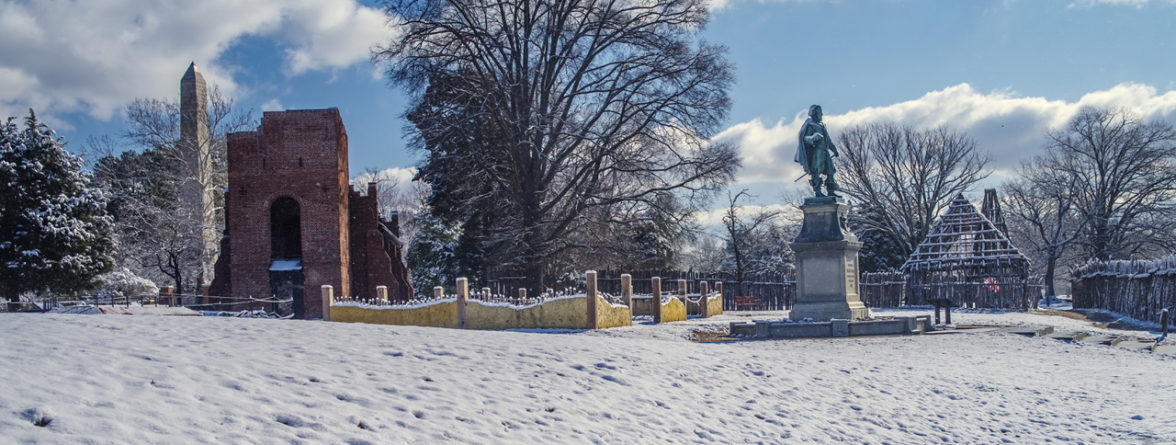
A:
269;197;304;318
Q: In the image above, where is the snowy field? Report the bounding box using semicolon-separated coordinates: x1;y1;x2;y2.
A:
2;309;1174;444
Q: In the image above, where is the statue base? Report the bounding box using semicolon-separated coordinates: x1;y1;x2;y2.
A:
789;198;870;322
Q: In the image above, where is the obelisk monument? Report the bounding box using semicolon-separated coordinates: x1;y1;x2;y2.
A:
180;62;217;287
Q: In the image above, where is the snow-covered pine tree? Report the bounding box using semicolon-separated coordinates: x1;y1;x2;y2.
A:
0;110;114;311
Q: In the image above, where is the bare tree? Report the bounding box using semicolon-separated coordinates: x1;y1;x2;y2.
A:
376;0;738;293
722;190;786;298
1041;107;1176;261
837;123;989;259
90;87;253;293
1002;160;1083;300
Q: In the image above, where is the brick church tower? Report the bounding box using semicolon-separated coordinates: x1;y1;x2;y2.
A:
209;108;412;318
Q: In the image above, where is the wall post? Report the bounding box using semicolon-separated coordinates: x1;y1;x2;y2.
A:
652;277;663;324
700;281;709;318
320;285;333;321
621;274;632;308
433;286;443;298
586;271;598;329
456;277;469;329
376;285;388;302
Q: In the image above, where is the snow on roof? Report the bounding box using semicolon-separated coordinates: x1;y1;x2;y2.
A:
269;260;303;271
902;193;1030;272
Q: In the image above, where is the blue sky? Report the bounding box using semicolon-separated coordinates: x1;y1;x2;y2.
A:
3;0;1176;217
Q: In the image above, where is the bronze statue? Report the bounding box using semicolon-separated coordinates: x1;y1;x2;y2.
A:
795;105;840;198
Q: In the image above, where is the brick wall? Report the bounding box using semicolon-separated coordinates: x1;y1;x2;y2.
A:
226;109;351;319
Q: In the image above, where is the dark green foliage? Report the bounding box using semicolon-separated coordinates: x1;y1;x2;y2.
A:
0;111;113;308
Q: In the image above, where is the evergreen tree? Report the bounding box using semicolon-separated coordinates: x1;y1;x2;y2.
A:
1;110;113;310
405;213;461;297
851;205;906;272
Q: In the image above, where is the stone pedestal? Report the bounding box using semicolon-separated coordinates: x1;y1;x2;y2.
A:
790;197;869;321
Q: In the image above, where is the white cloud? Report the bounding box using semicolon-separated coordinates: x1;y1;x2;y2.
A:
260;98;284;112
0;0;396;121
718;83;1176;184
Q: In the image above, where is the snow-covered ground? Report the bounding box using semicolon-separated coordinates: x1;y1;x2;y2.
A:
2;309;1173;444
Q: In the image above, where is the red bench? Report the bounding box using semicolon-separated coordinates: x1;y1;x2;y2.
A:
735;296;761;311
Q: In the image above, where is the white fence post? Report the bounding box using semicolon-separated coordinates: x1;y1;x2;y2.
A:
456;278;468;329
321;285;333;321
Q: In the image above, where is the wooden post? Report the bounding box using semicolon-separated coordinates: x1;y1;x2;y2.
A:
586;271;598;330
320;285;333;321
1162;308;1169;339
934;304;941;325
700;281;709;318
710;281;719;313
678;279;687;313
652;277;663;324
164;286;174;307
433;286;443;298
518;287;527;303
621;274;632;308
482;287;492;302
376;285;388;302
456;277;468;329
200;284;210;308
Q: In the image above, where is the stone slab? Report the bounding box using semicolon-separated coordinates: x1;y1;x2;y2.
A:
831;319;849;337
1045;331;1088;341
1077;334;1115;345
1153;344;1176;355
1112;340;1154;351
728;317;921;340
847;319;910;336
1002;326;1054;337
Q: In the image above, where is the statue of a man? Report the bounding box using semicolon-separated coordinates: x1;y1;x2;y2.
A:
795;104;840;198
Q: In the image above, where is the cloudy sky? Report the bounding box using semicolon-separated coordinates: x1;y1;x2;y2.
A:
3;0;1176;210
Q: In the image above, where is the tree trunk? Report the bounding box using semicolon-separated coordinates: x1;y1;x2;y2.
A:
1044;256;1057;299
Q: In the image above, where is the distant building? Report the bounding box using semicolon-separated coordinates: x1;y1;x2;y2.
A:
208;108;412;318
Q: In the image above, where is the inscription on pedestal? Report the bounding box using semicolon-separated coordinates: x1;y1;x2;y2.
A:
846;257;857;291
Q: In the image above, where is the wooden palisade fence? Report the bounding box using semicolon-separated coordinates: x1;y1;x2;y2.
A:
1071;256;1176;327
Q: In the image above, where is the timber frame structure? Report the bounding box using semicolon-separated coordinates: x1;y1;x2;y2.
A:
902;192;1037;309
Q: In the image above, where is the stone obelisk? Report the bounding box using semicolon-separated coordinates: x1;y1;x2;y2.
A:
180;62;217;287
789;197;869;321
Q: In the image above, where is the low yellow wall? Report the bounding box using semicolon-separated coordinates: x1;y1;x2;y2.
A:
661;297;686;323
331;295;630;330
466;296;588;330
706;294;723;317
330;300;459;328
596;296;632;329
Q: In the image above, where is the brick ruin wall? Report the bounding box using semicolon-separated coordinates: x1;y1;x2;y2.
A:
210;108;413;318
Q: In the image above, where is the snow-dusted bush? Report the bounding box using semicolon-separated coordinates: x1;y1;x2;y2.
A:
96;268;159;302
